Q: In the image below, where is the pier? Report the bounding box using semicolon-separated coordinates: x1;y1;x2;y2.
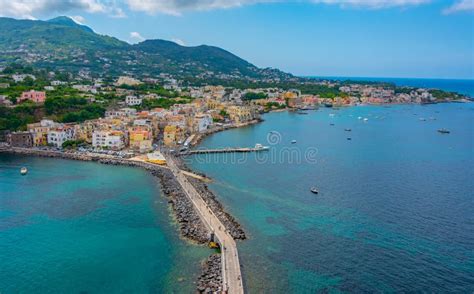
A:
166;155;244;294
185;146;269;155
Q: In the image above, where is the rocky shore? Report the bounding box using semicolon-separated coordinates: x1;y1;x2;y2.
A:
196;254;223;293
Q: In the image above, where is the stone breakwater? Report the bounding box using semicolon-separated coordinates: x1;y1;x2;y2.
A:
197;254;223;293
174;156;246;240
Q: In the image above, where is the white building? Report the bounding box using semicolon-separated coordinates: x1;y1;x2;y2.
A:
12;74;36;83
92;131;125;150
105;108;137;118
47;127;75;148
51;80;67;86
194;114;213;133
115;76;142;86
125;95;142;106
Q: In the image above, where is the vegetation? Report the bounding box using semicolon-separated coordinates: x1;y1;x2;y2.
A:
62;139;86;149
243;92;267;100
139;97;192;110
429;89;460;100
0;103;42;131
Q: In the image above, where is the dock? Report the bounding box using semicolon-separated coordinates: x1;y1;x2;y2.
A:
186;146;269;155
165;155;244;294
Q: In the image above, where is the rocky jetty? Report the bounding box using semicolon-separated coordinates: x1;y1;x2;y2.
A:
150;168;209;243
196;254;223;293
173;156;246;240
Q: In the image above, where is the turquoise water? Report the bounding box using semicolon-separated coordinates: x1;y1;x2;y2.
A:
0;156;208;293
189;103;474;292
309;76;474;97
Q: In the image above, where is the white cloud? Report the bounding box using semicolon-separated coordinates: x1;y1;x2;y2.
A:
70;15;86;24
125;0;431;15
130;31;145;42
311;0;431;9
443;0;474;14
0;0;466;19
171;38;186;46
0;0;123;19
126;0;274;15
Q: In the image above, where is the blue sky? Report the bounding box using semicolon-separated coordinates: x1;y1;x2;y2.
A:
1;0;473;79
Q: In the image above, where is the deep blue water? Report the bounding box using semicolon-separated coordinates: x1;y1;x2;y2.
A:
189;103;474;292
0;156;208;293
309;76;474;97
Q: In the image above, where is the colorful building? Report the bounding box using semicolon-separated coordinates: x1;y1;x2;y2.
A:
128;127;153;153
19;90;46;103
92;130;125;150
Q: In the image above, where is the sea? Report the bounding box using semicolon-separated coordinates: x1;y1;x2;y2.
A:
0;78;473;293
309;76;474;97
188;103;474;292
0;156;208;293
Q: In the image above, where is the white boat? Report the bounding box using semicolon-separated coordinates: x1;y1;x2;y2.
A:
363;118;369;122
358;116;362;120
20;167;28;175
255;143;270;150
291;140;297;144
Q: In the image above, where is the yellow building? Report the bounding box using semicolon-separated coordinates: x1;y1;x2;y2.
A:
27;123;49;146
206;99;225;110
146;151;167;165
128;127;153;153
163;125;178;147
227;106;254;124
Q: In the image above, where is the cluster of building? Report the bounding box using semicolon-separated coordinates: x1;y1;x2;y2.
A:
2;72;459;154
338;84;437;104
5;91;260;153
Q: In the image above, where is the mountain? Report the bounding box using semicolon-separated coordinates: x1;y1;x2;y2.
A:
0;16;291;80
46;16;95;33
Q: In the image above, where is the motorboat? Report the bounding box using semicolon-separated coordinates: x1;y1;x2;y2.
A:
344;128;352;132
437;128;450;134
20;167;28;175
310;187;319;194
291;140;297;144
255;143;270;150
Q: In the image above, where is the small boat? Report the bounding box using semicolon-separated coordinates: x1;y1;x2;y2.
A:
310;187;319;194
344;128;352;132
437;128;450;134
347;137;352;140
419;118;426;121
330;123;335;126
324;103;333;108
358;116;362;120
291;140;297;144
255;143;269;150
363;118;369;122
20;167;28;175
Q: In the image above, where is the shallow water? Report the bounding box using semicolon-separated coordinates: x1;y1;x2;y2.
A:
0;155;208;293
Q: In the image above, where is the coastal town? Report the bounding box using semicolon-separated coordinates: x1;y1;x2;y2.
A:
0;67;470;294
1;67;469;156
